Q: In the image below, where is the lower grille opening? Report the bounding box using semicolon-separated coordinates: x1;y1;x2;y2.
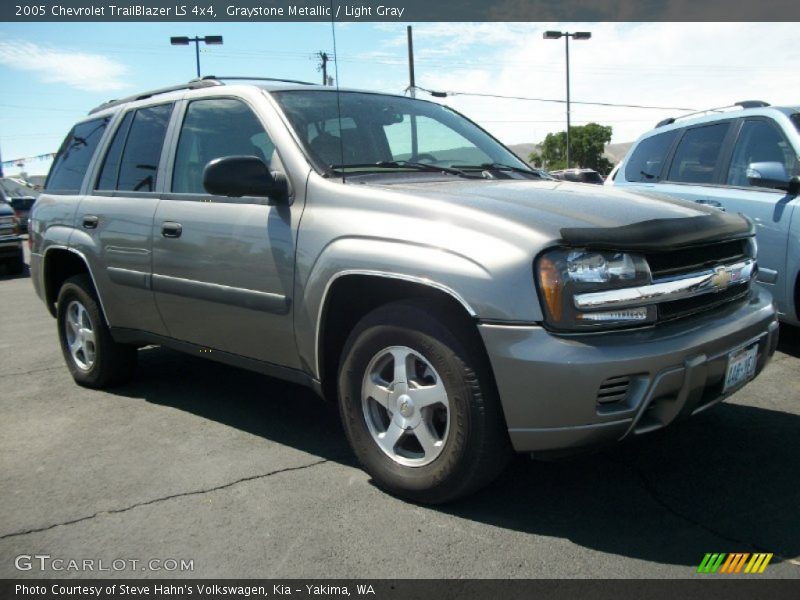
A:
597;376;631;405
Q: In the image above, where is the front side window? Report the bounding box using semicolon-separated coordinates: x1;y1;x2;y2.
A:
172;98;274;194
666;123;730;184
46;117;110;192
727;119;800;187
272;90;529;174
115;104;173;193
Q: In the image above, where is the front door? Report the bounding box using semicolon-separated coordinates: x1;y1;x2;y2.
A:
151;96;297;367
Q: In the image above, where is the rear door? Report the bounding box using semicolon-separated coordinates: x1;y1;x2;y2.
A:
151;96;297;367
72;103;175;335
655;121;734;207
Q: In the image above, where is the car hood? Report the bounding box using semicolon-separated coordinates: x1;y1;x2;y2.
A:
367;178;751;249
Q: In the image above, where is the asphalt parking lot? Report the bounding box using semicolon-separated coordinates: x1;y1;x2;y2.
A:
1;249;799;579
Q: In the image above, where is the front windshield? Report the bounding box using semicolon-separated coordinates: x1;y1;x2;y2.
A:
792;113;800;135
271;90;532;175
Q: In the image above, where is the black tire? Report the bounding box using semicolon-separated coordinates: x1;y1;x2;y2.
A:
56;274;137;388
338;299;511;504
7;252;24;276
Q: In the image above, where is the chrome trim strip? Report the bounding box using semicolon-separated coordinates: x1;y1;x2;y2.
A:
574;260;755;311
313;270;477;379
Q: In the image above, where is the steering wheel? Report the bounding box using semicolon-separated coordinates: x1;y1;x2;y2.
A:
411;153;437;164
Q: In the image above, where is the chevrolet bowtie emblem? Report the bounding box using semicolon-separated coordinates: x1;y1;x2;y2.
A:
711;266;731;290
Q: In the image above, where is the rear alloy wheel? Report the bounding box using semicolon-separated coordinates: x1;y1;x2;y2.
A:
338;300;511;504
57;274;137;388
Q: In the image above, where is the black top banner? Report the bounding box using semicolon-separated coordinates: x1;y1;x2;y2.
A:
3;0;800;22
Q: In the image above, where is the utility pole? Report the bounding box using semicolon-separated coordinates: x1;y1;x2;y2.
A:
318;52;329;86
407;26;416;98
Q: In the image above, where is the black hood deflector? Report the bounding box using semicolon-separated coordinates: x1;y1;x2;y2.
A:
560;211;754;252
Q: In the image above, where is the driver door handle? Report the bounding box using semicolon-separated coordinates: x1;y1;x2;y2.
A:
161;222;183;238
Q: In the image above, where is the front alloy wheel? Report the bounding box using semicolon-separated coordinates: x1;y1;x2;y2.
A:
338;300;511;504
362;345;450;467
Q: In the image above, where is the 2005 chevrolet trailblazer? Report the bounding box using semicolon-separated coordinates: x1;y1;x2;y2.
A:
30;78;778;502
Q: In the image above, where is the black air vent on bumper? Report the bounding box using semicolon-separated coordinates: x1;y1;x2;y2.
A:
597;376;631;405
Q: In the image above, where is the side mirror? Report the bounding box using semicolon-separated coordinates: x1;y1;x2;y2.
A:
203;155;289;202
746;161;791;191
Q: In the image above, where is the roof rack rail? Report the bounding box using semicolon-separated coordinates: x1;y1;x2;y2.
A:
655;99;771;128
201;75;316;86
88;79;223;114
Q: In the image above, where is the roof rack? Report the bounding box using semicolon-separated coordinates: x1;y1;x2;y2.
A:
88;79;223;114
88;76;316;115
655;100;771;128
200;75;316;86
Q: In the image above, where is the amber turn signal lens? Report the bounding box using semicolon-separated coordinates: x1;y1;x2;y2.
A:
538;256;563;322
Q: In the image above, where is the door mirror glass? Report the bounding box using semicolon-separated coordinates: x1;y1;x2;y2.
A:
746;161;790;190
203;156;288;200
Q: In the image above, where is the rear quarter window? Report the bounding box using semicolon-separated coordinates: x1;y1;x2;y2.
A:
624;129;678;182
45;117;110;193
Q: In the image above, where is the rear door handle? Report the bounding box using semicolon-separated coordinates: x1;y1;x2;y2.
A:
694;199;726;211
82;215;99;229
161;221;183;238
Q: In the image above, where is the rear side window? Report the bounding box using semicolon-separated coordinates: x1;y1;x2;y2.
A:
95;111;134;191
666;123;730;184
45;117;110;192
624;130;677;182
115;104;173;193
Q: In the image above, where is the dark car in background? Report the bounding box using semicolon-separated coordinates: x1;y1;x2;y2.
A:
0;190;25;275
0;179;38;233
549;168;605;184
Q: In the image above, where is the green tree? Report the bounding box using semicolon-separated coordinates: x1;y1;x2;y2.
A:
528;123;615;174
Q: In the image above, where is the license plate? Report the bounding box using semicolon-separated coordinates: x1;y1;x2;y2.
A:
723;344;758;393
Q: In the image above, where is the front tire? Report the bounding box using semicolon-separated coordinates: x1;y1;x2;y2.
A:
56;274;137;388
338;300;511;504
7;252;24;275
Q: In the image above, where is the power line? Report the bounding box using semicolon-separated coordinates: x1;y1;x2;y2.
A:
414;86;697;112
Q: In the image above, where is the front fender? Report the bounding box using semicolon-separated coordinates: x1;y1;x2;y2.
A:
294;236;542;379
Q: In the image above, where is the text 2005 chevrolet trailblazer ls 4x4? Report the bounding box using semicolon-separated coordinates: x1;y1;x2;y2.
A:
30;79;778;502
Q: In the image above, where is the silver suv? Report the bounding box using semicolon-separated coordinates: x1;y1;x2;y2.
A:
30;79;778;502
611;101;800;326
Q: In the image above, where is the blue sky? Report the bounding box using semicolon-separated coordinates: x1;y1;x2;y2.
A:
1;22;798;176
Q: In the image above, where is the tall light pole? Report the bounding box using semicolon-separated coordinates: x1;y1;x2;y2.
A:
170;35;223;78
543;30;591;169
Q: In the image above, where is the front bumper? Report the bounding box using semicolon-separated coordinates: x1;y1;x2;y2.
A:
0;235;23;259
479;288;779;453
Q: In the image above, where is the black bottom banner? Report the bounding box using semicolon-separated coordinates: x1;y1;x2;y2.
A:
2;579;799;600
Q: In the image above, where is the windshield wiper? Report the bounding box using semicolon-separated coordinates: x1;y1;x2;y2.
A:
323;161;477;178
451;162;544;177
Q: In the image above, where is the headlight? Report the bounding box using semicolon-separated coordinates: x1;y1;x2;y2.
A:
536;248;655;331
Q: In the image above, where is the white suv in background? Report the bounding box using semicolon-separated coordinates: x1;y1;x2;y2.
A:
610;101;800;326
